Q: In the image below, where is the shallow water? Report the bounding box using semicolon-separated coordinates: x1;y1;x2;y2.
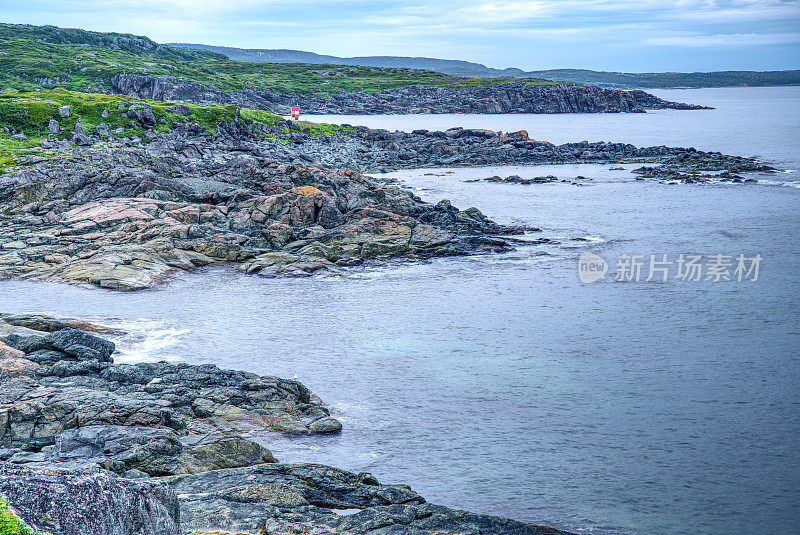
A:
2;87;799;535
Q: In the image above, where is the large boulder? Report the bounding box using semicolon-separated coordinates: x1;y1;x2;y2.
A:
0;461;181;535
50;425;276;476
128;104;157;127
166;104;191;116
72;121;92;146
1;327;115;362
47;327;116;361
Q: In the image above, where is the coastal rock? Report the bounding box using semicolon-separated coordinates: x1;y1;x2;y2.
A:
110;73;708;115
0;116;769;290
0;461;181;535
0;129;512;289
0;356;38;379
168;463;573;535
0;340;25;360
0;314;573;535
48;425;276;475
0;325;342;447
2;327;115;362
0;312;116;333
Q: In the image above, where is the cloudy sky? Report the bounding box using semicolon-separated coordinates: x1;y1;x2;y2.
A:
3;0;799;71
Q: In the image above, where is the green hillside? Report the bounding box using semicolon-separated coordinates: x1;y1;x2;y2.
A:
0;23;555;97
0;88;290;174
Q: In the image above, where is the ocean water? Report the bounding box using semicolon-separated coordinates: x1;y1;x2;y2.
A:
1;87;798;535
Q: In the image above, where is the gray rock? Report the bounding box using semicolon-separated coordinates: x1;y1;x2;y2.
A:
48;118;60;134
166;104;192;116
2;327;114;362
10;133;26;141
47;327;116;361
58;105;71;118
0;461;180;535
0;328;340;448
101;108;110;119
128;104;157;127
73;122;92;146
168;463;573;535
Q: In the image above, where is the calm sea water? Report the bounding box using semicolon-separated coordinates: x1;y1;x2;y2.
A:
1;87;798;535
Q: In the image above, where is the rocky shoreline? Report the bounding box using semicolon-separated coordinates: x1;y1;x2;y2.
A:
110;74;711;115
0;95;776;535
0;106;773;291
0;313;574;535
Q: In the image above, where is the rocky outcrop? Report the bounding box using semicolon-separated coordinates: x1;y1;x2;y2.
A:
0;314;573;535
628;89;713;110
0;117;770;290
0;461;181;535
0;328;341;448
110;73;709;114
0;122;517;290
169;463;571;535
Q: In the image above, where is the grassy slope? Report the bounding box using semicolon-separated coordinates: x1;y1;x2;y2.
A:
0;88;297;174
0;23;556;97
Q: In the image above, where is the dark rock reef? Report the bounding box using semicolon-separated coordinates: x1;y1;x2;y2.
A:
0;314;574;535
110;73;710;115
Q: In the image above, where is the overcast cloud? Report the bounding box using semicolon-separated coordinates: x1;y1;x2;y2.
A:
2;0;799;71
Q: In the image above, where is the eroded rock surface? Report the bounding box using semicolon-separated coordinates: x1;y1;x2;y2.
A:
0;321;341;467
0;119;770;290
0;124;512;289
169;463;571;535
0;461;181;535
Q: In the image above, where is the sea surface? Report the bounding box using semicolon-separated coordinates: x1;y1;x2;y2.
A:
1;87;798;535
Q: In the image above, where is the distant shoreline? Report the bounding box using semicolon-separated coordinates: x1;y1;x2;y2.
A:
171;42;800;90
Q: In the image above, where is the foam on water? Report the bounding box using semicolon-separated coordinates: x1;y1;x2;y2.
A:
102;318;189;363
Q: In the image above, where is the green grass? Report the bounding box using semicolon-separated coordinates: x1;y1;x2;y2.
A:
0;89;240;138
0;494;48;535
0;89;348;174
0;23;558;97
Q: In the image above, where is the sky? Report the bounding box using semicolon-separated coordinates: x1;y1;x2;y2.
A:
1;0;799;72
